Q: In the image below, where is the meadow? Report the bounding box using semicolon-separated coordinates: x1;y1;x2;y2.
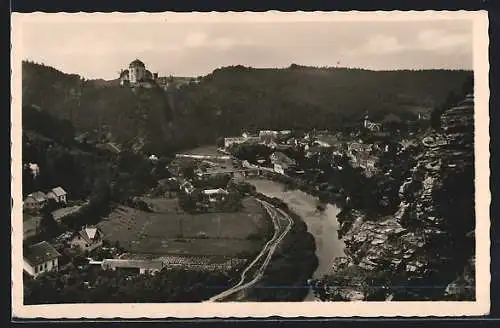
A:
98;197;272;257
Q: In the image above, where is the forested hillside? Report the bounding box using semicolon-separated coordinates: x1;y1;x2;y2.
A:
175;65;471;135
22;61;472;155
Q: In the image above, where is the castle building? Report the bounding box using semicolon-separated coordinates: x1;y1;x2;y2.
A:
129;59;146;83
120;59;159;87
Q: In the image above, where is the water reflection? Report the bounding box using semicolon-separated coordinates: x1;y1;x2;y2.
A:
247;179;345;301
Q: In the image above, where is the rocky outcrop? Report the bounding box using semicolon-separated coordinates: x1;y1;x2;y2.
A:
313;93;475;301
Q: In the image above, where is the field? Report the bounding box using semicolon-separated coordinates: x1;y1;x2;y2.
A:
51;204;84;223
119;252;247;272
98;197;272;257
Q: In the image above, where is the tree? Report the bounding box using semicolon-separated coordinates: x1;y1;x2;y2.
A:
39;210;59;236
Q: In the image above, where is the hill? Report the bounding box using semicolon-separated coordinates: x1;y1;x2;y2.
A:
22;61;473;155
173;65;472;136
22;61;176;154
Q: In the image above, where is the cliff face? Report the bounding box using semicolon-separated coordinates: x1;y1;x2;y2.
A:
313;94;475;301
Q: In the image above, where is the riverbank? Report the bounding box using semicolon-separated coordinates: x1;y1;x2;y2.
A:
245;179;344;301
236;190;318;302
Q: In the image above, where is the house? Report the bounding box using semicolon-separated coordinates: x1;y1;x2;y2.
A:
417;112;431;121
347;142;373;156
74;132;90;144
224;136;247;149
101;259;165;275
270;152;296;175
24;163;40;178
69;226;103;251
23;191;48;211
23;241;61;278
313;134;339;148
47;186;67;204
202;188;229;203
180;181;195;194
363;115;382;132
259;130;279;145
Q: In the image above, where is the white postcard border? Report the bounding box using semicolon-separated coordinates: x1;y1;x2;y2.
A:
11;10;490;318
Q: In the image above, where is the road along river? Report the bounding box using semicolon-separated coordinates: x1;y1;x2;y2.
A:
207;199;293;302
246;179;346;301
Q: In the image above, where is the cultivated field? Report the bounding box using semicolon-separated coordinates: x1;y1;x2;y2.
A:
119;252;248;272
98;197;272;257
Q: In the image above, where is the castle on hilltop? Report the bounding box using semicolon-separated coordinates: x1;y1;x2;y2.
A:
119;59;169;89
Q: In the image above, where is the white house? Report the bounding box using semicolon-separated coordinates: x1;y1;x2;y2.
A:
23;241;61;278
180;181;195;194
270;152;297;175
202;188;229;203
69;226;103;252
24;163;40;178
273;163;286;175
47;186;67;204
23;191;48;211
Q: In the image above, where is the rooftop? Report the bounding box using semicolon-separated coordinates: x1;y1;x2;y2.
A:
129;59;145;67
26;191;47;202
271;152;296;165
202;188;229;195
24;241;61;266
78;226;101;243
50;186;67;197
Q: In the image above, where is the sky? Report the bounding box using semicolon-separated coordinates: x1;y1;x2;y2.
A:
18;14;474;80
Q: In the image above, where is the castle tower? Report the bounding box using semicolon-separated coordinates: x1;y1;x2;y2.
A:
129;59;146;84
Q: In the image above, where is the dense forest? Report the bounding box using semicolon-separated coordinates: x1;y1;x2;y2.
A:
24;266;233;304
22;61;472;156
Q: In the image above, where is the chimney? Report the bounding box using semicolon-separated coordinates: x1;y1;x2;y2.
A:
153;73;158;80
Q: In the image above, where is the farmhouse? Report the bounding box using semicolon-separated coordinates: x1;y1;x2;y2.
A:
101;259;165;275
202;188;229;203
69;226;103;251
23;191;48;211
270;152;296;175
23;241;61;278
47;186;67;204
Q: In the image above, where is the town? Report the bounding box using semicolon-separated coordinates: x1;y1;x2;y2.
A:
19;34;476;305
22;97;446;302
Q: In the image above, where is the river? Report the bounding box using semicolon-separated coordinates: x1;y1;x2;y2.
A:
246;179;345;301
